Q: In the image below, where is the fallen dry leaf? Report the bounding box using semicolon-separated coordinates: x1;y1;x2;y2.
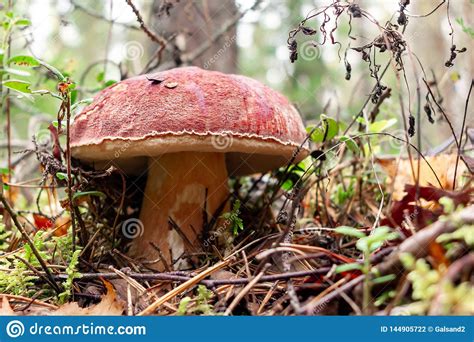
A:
4;281;124;316
0;296;16;316
381;184;473;233
33;213;54;230
52;281;124;316
377;154;469;201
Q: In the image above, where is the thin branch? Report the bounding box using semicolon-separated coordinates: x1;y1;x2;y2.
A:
125;0;167;47
47;267;331;287
0;187;61;293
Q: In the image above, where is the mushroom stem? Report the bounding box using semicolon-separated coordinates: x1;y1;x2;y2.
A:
129;151;230;270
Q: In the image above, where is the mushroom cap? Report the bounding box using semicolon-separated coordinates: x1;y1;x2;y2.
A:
71;66;309;175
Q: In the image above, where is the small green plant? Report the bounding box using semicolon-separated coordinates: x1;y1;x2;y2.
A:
335;226;398;312
400;253;474;315
58;249;82;304
0;258;38;296
0;215;10;251
0;228;81;301
437;198;472;248
221;200;244;236
177;285;214;315
332;179;355;206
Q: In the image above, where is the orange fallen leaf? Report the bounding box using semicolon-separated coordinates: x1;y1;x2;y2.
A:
52;280;124;316
5;281;125;316
377;154;468;201
0;296;16;316
53;215;71;236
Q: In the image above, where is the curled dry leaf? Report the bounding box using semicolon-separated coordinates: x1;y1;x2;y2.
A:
381;184;473;233
377;154;469;201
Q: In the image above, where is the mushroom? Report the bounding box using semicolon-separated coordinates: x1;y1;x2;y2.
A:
71;66;309;269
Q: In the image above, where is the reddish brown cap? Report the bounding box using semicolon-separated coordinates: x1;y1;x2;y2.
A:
71;67;309;175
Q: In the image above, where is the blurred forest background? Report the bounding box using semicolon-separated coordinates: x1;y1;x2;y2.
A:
1;0;473;178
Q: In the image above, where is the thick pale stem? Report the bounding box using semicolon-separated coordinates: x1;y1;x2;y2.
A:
129;151;229;270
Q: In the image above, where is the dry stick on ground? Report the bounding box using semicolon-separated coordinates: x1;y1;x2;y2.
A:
1;294;58;310
303;275;366;315
376;205;474;276
0;189;61;294
48;267;331;287
224;263;270;315
138;259;231;315
15;255;59;293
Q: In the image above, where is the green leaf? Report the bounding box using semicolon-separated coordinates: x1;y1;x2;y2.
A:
177;297;191;315
72;191;106;201
8;55;40;67
52;120;66;129
372;274;396;284
335;263;363;273
38;60;65;80
356;238;369;253
0;167;11;175
368;118;397;133
103;80;117;88
14;18;31;26
70;89;78;104
357;227;399;253
71;98;93;111
281;179;294;191
96;71;104;82
307;114;339;143
55;172;68;181
335;226;366;239
399;253;416;270
339;135;359;153
2;79;32;94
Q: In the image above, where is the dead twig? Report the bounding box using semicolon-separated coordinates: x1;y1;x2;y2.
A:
0;189;61;294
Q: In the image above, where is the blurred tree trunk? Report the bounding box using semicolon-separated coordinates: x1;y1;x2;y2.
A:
151;0;238;73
